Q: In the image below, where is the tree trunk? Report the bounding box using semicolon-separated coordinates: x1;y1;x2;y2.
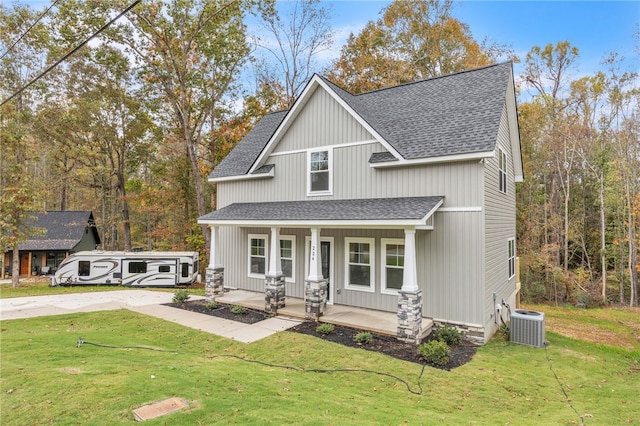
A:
11;245;19;288
599;177;607;301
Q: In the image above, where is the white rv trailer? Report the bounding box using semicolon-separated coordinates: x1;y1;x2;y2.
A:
52;251;199;287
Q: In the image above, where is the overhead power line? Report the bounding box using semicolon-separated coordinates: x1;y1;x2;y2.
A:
0;0;62;61
1;0;141;107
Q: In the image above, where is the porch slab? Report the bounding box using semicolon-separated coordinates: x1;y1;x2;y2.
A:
216;289;433;338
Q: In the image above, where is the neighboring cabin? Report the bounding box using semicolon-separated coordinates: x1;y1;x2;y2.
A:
198;62;523;343
2;211;101;278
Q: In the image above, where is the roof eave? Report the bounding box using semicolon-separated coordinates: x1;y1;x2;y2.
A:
370;150;494;168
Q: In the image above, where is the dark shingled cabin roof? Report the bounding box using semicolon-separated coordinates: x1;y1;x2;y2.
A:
18;211;100;251
209;63;512;179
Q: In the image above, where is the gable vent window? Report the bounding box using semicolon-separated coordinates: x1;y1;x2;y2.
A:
308;149;332;195
499;148;507;194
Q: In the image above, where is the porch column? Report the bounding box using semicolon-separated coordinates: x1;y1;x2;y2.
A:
305;227;328;319
265;227;285;313
397;228;423;344
205;225;224;302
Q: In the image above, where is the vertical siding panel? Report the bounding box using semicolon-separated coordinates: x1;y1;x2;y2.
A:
483;104;518;336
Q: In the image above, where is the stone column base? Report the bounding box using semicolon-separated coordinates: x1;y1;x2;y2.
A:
397;289;423;344
305;279;328;320
205;267;224;302
265;274;286;313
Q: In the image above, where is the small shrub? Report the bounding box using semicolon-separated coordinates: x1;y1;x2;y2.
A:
206;301;219;310
315;323;335;335
172;289;190;303
419;340;450;365
433;325;463;346
354;332;372;345
231;305;248;315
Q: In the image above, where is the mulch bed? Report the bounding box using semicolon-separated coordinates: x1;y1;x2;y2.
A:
164;299;271;324
166;299;477;370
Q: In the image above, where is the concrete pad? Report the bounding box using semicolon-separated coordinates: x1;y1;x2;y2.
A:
133;397;189;421
225;324;278;343
254;317;301;332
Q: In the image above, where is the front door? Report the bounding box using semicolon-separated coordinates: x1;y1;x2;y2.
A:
19;253;30;275
306;237;334;303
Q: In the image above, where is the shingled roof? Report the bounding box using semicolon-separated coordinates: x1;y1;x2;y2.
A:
199;196;444;226
18;211;100;251
209;63;513;179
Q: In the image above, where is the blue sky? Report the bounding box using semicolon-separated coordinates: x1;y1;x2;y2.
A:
8;0;639;86
323;1;638;79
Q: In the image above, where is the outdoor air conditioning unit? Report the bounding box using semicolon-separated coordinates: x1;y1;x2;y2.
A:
510;309;545;347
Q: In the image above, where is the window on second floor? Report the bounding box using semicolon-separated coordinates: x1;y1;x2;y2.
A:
308;149;332;195
499;148;507;194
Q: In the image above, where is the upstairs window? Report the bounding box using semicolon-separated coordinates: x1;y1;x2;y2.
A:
308;149;332;195
499;148;507;194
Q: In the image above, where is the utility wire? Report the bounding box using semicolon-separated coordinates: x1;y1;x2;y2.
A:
0;0;141;107
0;0;62;61
77;337;427;396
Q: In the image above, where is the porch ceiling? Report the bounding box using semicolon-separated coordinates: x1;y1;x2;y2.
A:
198;196;444;229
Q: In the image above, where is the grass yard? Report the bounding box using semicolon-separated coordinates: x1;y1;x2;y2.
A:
1;308;638;425
0;278;205;298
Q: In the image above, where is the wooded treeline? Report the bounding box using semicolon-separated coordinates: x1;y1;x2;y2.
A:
1;0;638;305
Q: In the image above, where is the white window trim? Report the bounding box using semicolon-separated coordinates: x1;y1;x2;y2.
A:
280;235;296;283
381;238;404;295
499;148;507;194
307;148;333;196
508;238;516;280
344;237;375;293
248;234;268;279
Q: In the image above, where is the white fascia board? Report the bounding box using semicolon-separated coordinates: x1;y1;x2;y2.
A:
313;78;404;161
208;168;274;183
419;198;444;222
197;218;429;229
248;75;323;174
370;150;494;168
249;75;404;174
506;67;524;182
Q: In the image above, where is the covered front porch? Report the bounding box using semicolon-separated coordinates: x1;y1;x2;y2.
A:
198;196;444;344
214;288;434;338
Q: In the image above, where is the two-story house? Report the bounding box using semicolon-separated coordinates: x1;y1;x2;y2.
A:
198;62;523;344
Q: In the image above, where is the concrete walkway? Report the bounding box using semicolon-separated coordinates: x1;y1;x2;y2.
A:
0;290;301;344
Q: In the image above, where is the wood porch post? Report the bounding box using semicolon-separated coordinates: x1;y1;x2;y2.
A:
208;225;222;269
265;227;285;313
267;227;282;277
398;227;422;344
401;228;418;292
308;227;323;281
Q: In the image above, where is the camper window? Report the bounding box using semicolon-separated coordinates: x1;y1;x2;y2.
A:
181;263;189;277
159;265;171;273
78;261;90;276
129;262;147;273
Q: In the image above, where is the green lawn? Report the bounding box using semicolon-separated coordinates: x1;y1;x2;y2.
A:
1;308;638;425
0;278;205;298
